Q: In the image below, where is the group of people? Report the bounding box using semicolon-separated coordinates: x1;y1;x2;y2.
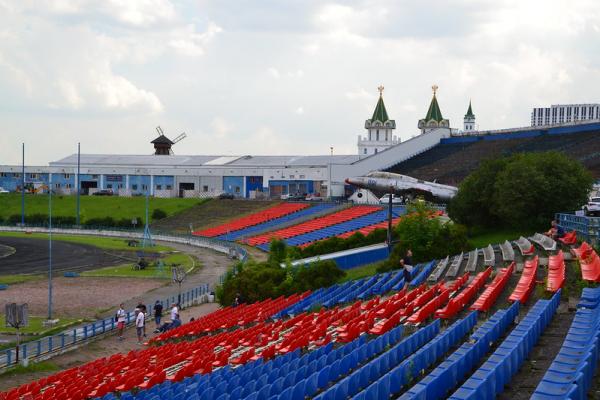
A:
115;300;182;344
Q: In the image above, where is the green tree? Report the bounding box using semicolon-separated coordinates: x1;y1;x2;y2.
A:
448;151;593;230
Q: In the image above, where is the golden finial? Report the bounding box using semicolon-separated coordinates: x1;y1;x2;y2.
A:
377;85;384;96
432;84;439;95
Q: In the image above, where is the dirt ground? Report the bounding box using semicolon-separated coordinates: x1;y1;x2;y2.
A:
0;302;221;392
0;277;165;318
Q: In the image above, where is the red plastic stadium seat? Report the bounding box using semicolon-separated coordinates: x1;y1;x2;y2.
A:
578;248;600;282
559;230;577;245
572;241;592;259
509;256;539;304
470;263;514;312
546;251;565;292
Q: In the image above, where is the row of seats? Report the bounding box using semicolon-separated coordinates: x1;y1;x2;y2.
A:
273;271;405;317
257;208;400;251
450;290;561;399
217;203;337;241
194;203;309;237
509;255;539;304
470;263;514;312
547;251;566;292
401;302;520;399
351;313;478;400
150;294;308;343
573;242;600;282
532;287;600;399
244;206;381;246
409;260;437;287
436;268;491;319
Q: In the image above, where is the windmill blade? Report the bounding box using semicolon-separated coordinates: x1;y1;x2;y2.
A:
156;126;164;136
173;132;187;143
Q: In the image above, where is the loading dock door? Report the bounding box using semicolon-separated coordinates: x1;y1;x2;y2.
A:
179;182;195;197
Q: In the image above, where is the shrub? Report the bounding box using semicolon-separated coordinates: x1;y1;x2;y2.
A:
151;208;167;220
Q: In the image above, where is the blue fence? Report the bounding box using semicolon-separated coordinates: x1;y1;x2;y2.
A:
1;283;209;369
555;213;600;244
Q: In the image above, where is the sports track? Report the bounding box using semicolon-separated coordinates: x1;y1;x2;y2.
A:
0;236;128;275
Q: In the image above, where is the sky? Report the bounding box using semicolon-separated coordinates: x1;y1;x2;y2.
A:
1;0;600;165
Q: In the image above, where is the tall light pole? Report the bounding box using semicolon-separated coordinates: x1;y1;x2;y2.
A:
328;147;333;199
387;185;393;251
76;143;81;226
21;143;25;226
48;175;53;320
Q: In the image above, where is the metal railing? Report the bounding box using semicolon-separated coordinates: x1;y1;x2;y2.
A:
1;283;210;369
556;212;600;245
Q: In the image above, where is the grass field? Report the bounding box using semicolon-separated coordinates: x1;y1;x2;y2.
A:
80;252;197;279
0;274;44;285
467;229;533;249
0;316;82;335
0;232;172;252
0;194;204;224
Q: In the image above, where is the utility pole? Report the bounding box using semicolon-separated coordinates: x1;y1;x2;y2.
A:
21;143;25;226
48;178;53;320
76;143;81;226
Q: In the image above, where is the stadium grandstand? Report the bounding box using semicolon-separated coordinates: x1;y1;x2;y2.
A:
4;231;600;400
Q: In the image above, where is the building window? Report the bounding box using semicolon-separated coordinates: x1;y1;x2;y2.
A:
29;173;38;179
203;185;209;192
118;184;123;189
107;184;112;189
92;175;99;179
132;184;138;190
64;174;70;179
0;172;6;177
65;183;72;189
55;183;61;188
364;148;367;154
374;148;378;154
14;173;21;178
166;185;172;190
156;185;162;190
289;175;295;179
235;186;240;193
142;184;148;190
299;175;305;179
376;131;379;141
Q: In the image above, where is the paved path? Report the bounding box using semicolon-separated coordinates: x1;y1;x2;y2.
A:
99;240;232;318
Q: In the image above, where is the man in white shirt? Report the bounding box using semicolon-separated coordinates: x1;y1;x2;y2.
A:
170;304;179;321
116;304;126;340
135;309;145;345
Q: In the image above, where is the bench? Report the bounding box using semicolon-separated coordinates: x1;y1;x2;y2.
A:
464;249;479;272
499;240;515;261
482;244;495;266
530;232;557;251
445;252;463;278
514;236;535;256
427;256;449;283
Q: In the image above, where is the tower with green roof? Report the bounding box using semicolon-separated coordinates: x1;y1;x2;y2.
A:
358;86;398;157
464;100;476;132
417;85;450;134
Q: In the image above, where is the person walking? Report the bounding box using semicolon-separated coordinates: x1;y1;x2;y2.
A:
153;301;163;329
116;303;126;340
135;308;145;345
170;303;179;322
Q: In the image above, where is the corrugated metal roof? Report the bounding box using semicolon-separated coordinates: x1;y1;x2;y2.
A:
50;153;359;168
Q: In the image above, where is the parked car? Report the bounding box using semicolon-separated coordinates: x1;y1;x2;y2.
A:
379;194;403;204
583;196;600;216
93;189;113;196
218;192;235;200
281;193;305;200
0;187;9;194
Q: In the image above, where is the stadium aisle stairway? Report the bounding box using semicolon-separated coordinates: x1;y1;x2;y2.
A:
449;290;561;399
532;287;600;399
193;202;309;237
216;203;337;241
244;205;381;247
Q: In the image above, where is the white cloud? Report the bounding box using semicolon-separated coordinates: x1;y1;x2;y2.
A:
211;117;234;139
295;106;305;115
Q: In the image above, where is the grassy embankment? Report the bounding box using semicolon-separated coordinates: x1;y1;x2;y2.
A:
0;193;204;224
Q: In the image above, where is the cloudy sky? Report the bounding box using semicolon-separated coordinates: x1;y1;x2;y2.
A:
1;0;600;165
